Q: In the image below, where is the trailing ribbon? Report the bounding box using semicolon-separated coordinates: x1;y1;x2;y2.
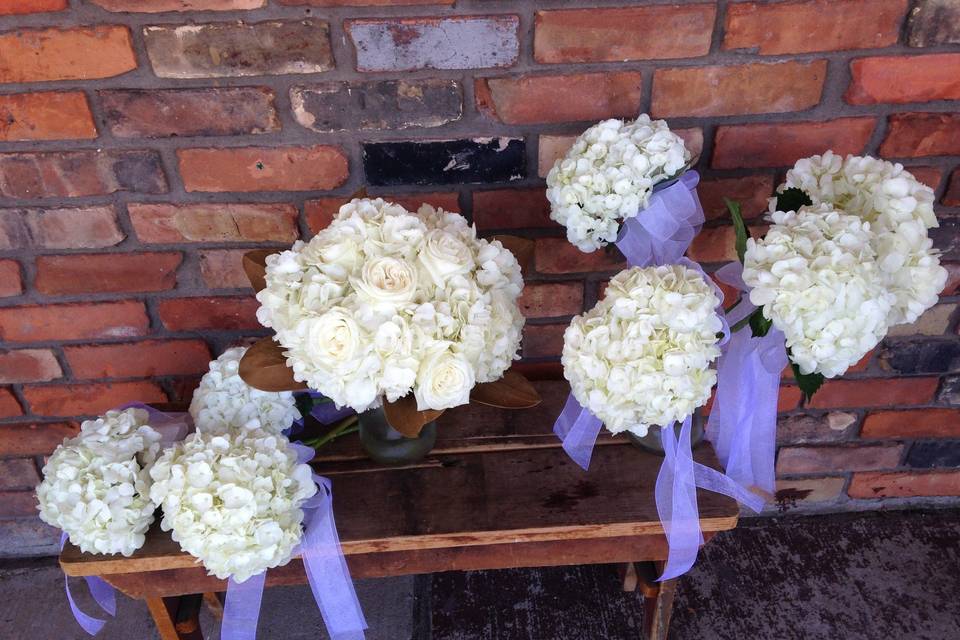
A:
115;401;192;446
220;446;367;640
552;394;603;471
656;417;765;581
615;171;705;267
60;533;117;636
288;392;356;437
706;262;788;495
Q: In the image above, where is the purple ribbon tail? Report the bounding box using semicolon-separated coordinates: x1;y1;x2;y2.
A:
615;170;705;267
114;401;192;445
553;394;603;471
222;572;266;640
300;476;368;640
60;533;116;636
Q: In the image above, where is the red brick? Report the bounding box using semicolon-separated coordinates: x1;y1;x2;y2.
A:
0;301;149;343
534;238;626;275
99;87;279;138
779;386;802;412
946;169;960;206
652;61;826;118
24;381;167;417
0;349;62;384
0;151;167;198
861;408;960;438
847;54;960;105
129;203;298;243
304;193;459;233
849;470;960;499
158;297;260;331
699;175;774;221
808;377;939;409
0;92;96;141
0;260;21;297
519;282;583;319
0;26;136;83
723;0;907;54
713;118;876;169
65;340;212;380
0;206;124;250
534;5;716;63
476;72;643;125
0;389;22;418
473;189;555;231
34;253;181;295
775;477;846;507
91;0;264;10
0;491;42;518
777;444;903;474
0;459;40;491
178;146;348;193
0;0;67;14
943;261;960;295
199;249;254;289
687;226;738;263
278;0;451;4
880;112;960;158
907;166;943;191
0;422;77;456
522;324;567;359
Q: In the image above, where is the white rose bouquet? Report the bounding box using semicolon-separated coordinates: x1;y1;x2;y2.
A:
37;408;161;556
562;264;723;436
252;198;526;421
149;428;317;582
190;346;300;436
546;115;691;252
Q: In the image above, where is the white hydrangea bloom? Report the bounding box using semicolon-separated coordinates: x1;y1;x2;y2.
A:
190;347;300;436
778;151;947;325
546;115;691;252
149;429;317;583
562;264;722;436
255;198;525;413
37;408;161;556
743;205;895;378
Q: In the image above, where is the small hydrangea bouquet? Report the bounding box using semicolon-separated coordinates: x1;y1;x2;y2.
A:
242;197;540;437
562;263;723;436
546;115;691;252
728;151;947;397
37;408;161;556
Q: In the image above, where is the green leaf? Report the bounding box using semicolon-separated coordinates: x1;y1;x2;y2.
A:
725;198;748;265
789;358;826;402
775;187;813;213
748;309;773;338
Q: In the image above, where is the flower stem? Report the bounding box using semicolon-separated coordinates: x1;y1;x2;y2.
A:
299;415;359;450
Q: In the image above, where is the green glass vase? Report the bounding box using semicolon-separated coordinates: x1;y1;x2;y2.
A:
358;405;437;465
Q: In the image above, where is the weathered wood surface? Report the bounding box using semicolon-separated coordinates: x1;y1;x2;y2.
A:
61;380;739;585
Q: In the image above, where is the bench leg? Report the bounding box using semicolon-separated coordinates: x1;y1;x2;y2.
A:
145;595;204;640
639;563;677;640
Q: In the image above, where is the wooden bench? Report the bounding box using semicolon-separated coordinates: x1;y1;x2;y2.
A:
59;381;739;640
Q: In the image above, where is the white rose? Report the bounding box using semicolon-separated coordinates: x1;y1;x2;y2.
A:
353;256;418;304
418;228;474;286
414;348;475;411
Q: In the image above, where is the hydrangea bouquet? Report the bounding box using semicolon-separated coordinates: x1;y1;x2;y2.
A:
546;115;695;260
240;198;540;442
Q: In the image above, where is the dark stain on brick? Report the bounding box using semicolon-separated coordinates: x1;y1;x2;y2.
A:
906;440;960;469
362;138;525;186
112;150;168;194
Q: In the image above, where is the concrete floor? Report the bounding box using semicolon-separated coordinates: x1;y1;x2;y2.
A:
1;509;958;640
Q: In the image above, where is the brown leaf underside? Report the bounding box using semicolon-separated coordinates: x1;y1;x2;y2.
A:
383;395;444;438
470;369;542;409
242;249;273;293
238;336;308;392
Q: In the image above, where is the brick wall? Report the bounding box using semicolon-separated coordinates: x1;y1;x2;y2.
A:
1;0;959;555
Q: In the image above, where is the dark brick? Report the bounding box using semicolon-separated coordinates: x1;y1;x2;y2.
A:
777;412;859;445
143;20;333;79
99;87;279;138
0;150;167;198
362;138;525;186
879;340;960;375
907;0;960;47
291;80;461;132
906;440;960;468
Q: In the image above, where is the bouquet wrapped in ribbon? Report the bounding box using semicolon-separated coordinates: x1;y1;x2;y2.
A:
546;115;702;266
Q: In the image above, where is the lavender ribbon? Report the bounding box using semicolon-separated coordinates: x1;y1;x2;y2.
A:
552;394;604;471
60;533;117;636
288;392;356;437
706;263;788;495
656;417;765;581
221;445;367;640
615;171;705;267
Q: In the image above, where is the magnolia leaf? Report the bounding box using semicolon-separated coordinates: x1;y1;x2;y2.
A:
748;309;773;338
242;249;273;293
725;198;748;265
471;370;542;409
383;395;444;438
775;187;813;213
790;359;826;402
491;235;534;278
239;336;308;392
